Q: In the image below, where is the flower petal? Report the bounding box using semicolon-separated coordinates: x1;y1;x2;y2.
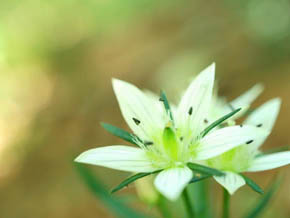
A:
196;125;269;160
247;151;290;172
216;84;264;121
154;167;193;201
244;98;281;131
177;63;215;141
144;90;169;116
112;79;165;141
244;98;281;152
214;171;246;194
75;145;156;173
230;83;264;111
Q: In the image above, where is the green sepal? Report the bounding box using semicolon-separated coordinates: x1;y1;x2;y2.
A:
160;90;174;124
111;170;162;194
101;122;140;145
189;174;211;184
187;163;225;177
201;108;241;137
240;174;264;194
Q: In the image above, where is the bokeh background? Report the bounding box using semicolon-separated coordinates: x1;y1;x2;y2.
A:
0;0;289;217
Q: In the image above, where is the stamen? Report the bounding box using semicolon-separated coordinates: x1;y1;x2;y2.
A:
204;119;208;124
159;97;164;102
257;124;263;127
180;137;184;141
132;118;141;125
188;107;193;115
246;140;254;144
240;125;243;127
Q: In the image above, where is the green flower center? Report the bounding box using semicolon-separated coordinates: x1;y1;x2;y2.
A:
162;126;179;160
207;145;255;172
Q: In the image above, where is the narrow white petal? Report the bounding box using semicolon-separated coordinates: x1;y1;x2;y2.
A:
196;125;269;160
230;83;264;110
244;98;281;151
244;98;281;131
214;171;246;195
177;63;215;140
217;84;264;121
247;151;290;172
75;145;156;172
154;167;193;201
112;79;165;141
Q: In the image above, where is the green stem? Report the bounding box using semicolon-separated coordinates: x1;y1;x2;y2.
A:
222;188;230;218
157;196;171;218
182;188;194;218
192;180;212;218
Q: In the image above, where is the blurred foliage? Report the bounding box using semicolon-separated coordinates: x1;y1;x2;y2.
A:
244;175;282;218
75;164;150;218
0;0;289;217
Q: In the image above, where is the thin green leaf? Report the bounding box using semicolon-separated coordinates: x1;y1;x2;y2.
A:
101;122;140;145
244;176;282;218
75;164;148;218
189;174;211;184
201;108;241;137
241;174;264;194
111;170;162;194
160;90;174;123
187;163;225;177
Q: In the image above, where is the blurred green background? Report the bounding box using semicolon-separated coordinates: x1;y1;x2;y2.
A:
0;0;289;217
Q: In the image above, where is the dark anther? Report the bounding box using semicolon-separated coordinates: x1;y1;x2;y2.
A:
204;119;209;124
144;141;153;146
257;124;263;127
188;107;193;115
180;137;184;141
240;125;243;127
246;140;254;144
133;118;141;125
159;97;164;102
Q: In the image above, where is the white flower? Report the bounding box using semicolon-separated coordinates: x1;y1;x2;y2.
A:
208;98;290;194
75;63;267;201
208;83;264;126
